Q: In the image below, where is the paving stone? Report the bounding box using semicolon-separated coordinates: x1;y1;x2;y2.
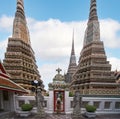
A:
6;113;120;119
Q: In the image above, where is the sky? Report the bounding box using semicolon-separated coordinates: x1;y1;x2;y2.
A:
0;0;120;90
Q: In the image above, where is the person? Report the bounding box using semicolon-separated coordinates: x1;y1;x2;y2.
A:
56;98;61;114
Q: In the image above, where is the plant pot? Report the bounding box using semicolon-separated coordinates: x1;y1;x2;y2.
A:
85;111;96;118
19;111;31;117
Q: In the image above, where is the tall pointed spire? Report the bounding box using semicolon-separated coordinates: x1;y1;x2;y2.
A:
65;30;77;83
71;29;75;56
89;0;98;21
12;0;30;44
70;0;119;96
3;0;44;92
83;0;100;46
16;0;25;17
70;29;76;65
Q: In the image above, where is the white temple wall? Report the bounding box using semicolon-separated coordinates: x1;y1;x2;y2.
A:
65;91;73;114
47;90;54;113
0;90;15;111
14;94;120;114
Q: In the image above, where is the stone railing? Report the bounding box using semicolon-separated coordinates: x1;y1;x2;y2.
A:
14;94;120;114
14;95;49;113
81;96;120;114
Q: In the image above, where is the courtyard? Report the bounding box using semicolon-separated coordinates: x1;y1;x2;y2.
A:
2;113;120;119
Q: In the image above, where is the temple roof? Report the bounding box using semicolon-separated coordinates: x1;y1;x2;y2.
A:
0;76;28;93
0;61;27;93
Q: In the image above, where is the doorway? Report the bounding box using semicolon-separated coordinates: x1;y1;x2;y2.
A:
54;90;65;113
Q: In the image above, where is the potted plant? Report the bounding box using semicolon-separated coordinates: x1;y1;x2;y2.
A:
69;92;74;97
19;103;33;117
85;104;96;118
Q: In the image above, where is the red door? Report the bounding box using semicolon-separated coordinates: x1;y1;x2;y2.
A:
54;90;65;112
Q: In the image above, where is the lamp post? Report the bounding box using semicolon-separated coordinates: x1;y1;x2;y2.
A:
31;80;41;91
31;80;41;101
31;80;45;117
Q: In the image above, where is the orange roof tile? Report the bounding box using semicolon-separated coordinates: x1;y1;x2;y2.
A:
0;61;28;93
0;76;28;93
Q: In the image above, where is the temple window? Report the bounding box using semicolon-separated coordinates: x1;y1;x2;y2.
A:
115;102;120;109
94;101;100;109
104;102;111;109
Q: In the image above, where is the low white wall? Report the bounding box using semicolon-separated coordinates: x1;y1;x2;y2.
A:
14;94;120;114
82;97;120;114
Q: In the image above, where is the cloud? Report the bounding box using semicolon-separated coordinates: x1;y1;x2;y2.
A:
100;19;120;48
0;15;13;32
27;18;86;62
0;39;8;61
0;15;120;89
108;57;120;71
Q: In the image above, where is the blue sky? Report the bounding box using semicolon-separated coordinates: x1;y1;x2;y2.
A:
0;0;120;89
1;0;120;21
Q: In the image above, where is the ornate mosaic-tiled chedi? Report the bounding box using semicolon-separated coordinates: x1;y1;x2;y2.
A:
70;0;119;95
3;0;44;91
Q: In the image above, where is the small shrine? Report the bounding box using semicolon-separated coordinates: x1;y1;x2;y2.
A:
48;68;70;114
48;68;69;91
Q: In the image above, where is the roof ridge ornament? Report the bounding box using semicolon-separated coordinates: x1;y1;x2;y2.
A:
56;68;62;74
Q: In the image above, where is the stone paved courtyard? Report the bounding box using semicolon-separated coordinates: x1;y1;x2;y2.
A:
3;113;120;119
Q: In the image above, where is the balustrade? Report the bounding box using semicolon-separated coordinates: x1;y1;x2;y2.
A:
14;95;120;114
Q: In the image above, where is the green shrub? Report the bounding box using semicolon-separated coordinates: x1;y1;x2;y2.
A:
21;103;33;111
69;92;74;97
46;93;49;96
85;104;96;112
